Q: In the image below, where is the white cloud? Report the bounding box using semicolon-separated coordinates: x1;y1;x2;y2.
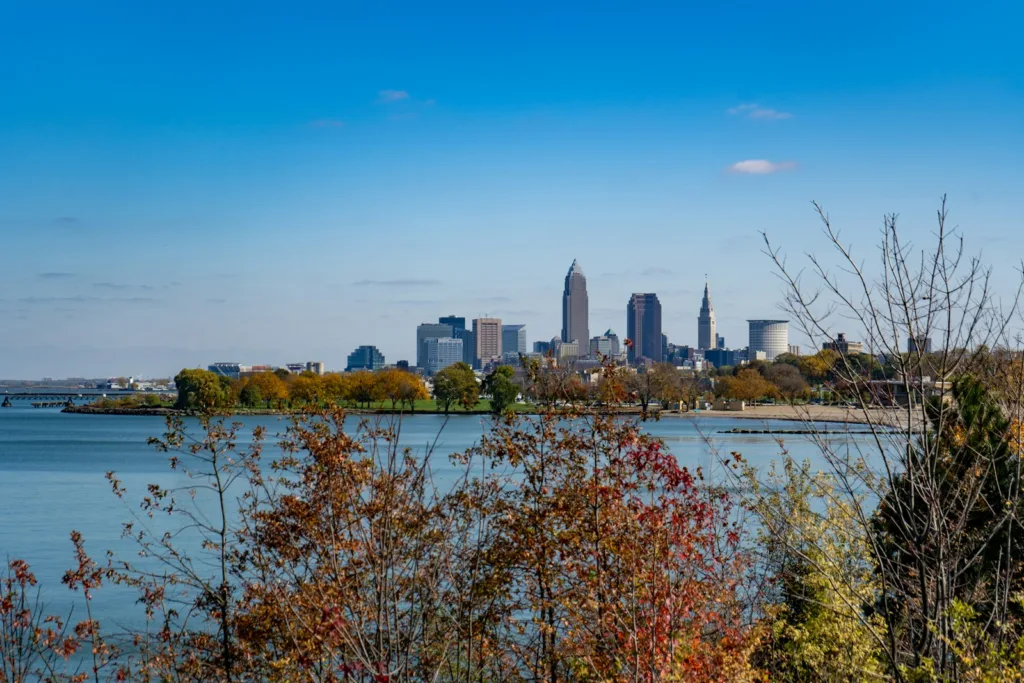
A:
727;103;792;120
377;89;410;104
728;159;797;174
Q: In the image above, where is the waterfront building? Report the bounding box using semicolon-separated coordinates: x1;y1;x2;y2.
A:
425;337;463;375
439;315;466;333
627;293;663;364
502;324;527;355
346;345;385;371
697;280;717;350
472;318;502;369
823;333;863;356
908;335;933;354
562;260;589;354
416;323;455;369
747;320;789;361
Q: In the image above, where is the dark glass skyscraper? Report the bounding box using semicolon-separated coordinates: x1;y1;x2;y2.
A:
627;293;662;364
561;259;589;351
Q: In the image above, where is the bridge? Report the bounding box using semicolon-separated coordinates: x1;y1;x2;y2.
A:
1;390;175;408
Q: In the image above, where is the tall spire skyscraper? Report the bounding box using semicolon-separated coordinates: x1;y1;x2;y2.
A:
697;279;716;350
562;259;589;350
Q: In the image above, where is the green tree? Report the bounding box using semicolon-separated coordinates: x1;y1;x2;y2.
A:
239;383;263;408
432;362;478;414
173;368;229;412
483;366;518;415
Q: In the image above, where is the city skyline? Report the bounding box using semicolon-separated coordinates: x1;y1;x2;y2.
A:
2;1;1021;378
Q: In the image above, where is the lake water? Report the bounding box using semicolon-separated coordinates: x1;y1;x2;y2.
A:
0;405;877;631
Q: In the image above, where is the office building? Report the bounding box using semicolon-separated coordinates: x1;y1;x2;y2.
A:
472;317;502;368
823;333;863;356
697;280;717;350
439;315;466;333
589;331;610;358
627;293;663;364
346;345;385;371
704;348;746;368
416;323;454;370
908;335;933;354
556;340;580;361
716;334;725;349
747;320;789;361
425;337;463;375
502;324;527;355
533;340;552;355
562;259;589;353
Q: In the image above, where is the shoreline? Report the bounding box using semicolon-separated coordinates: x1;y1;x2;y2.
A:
62;403;913;427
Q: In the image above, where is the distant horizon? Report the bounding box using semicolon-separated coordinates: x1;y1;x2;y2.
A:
3;1;1021;378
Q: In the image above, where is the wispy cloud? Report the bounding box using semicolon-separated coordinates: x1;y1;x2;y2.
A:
727;103;792;120
641;267;673;277
308;118;345;128
728;159;797;174
377;89;410;104
18;296;157;304
53;216;78;224
93;282;130;290
38;272;76;279
353;279;441;287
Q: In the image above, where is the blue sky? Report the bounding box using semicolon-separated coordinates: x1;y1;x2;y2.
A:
1;0;1022;378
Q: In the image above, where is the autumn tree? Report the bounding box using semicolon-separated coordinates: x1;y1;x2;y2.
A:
766;363;811;403
290;373;325;405
717;368;779;403
241;371;288;409
346;370;381;408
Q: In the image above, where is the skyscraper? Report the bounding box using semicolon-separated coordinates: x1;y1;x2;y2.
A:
416;322;454;369
439;315;466;333
502;324;527;355
562;259;589;352
697;280;716;350
627;293;663;364
472;317;502;368
425;337;463;375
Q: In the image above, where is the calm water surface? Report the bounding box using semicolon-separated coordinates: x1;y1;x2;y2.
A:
0;406;876;629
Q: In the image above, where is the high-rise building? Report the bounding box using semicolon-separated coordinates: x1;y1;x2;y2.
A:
453;327;474;365
747;320;789;361
562;259;589;353
346;345;385;371
716;334;725;350
472;318;502;368
697;280;717;350
605;329;621;357
416;323;454;369
425;337;463;375
439;315;466;333
627;293;663;364
908;335;933;354
533;340;552;355
502;324;527;355
590;332;619;358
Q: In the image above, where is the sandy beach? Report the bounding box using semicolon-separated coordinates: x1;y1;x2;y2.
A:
671;404;915;428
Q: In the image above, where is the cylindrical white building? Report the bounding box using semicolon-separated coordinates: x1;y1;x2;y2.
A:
747;320;789;361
